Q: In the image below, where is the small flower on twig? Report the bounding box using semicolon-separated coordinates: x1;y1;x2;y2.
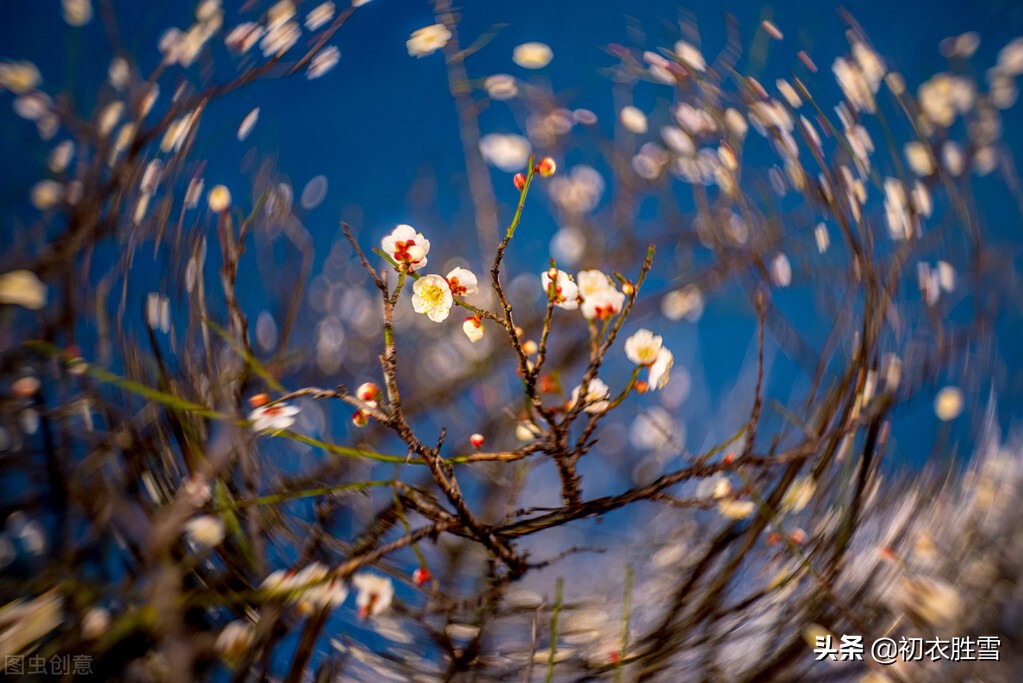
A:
353;572;394;618
412;274;453;322
381;224;430;272
248;402;299;433
463;316;484;342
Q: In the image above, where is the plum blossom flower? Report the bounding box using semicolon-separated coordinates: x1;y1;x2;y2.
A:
62;0;93;27
412;274;453;322
208;185;231;212
184;514;226;549
305;2;334;30
307;46;340;79
463;317;484;342
577;270;625;320
718;498;755;519
512;42;553;69
225;23;264;53
0;270;47;310
353;573;394;618
674;40;706;71
624;329;663;366
647;348;673;390
484;74;518;100
619;106;648;134
781;476;816;513
248;402;299;433
570;377;611;414
381;224;430;271
81;607;111;640
541;269;579;310
934;386;964;421
407;24;451;57
262;562;328;597
445;267;478;296
215;620;254;663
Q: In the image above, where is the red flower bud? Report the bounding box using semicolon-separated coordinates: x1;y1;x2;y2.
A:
535;157;557;177
513;173;526;191
413;567;431;586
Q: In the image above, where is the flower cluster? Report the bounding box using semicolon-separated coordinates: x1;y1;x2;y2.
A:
542;268;626;321
380;225;481;333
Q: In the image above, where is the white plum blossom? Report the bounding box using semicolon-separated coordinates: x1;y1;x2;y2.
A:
624;329;663;366
248;402;299;433
305;2;334;31
215;620;254;662
647;348;674;391
307;46;340;79
719;498;755;519
541;269;579;310
225;23;264;53
674;40;706;71
577;269;625;320
619;106;648;134
208;184;231;212
445;267;478;297
381;224;430;271
407;24;451;57
512;42;553;69
237;107;260;141
353;573;394;618
484;74;518;100
262;562;327;596
781;476;816;513
411;274;453;322
184;514;226;549
81;607;111;640
934;386;964;421
0;270;47;310
478;133;531;172
570;378;611;414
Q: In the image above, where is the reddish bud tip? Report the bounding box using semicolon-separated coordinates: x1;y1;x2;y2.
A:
470;433;484;449
249;393;270;408
413;567;432;586
356;382;380;402
766;532;782;546
352;410;369;428
513;173;526;191
536;157;557;177
634;380;649;394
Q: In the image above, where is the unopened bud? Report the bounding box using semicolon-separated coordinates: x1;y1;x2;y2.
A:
622;282;635;296
463;317;484;343
249;393;269;408
470;433;484;449
789;528;807;545
522;340;538;355
356;382;380;402
513;173;526;191
413;567;432;586
634;380;649;394
352;410;369;428
536;157;556;177
207;184;231;212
